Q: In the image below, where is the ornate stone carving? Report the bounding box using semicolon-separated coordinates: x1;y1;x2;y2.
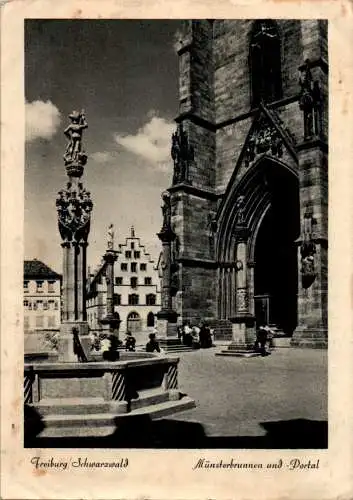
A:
300;205;317;288
299;59;322;140
171;123;194;185
237;288;248;312
63;110;88;170
56;182;93;243
244;116;283;168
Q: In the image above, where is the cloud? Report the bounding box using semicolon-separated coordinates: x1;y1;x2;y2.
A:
25;100;61;142
114;114;175;169
91;151;116;164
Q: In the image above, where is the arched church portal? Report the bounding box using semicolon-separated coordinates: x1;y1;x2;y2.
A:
217;158;300;335
252;163;299;334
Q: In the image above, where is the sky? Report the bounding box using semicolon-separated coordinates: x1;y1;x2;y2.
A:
25;19;183;273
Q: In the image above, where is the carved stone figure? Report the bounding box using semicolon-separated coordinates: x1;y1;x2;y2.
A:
300;206;317;288
171;123;193;184
299;60;322;139
161;191;172;230
234;195;246;225
107;223;114;250
63;110;88;166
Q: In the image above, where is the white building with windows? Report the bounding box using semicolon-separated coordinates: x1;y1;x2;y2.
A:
23;259;61;334
86;227;161;338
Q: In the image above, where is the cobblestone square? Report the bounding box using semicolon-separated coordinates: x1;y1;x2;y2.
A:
156;346;327;448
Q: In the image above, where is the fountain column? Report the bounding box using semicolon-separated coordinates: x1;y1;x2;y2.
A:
156;191;179;349
100;224;121;338
56;110;93;362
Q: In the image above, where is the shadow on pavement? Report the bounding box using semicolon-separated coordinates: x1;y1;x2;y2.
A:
25;411;328;449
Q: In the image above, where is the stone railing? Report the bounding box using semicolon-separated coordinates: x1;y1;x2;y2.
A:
24;353;180;414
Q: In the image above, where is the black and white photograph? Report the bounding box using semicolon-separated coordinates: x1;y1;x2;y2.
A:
22;18;329;451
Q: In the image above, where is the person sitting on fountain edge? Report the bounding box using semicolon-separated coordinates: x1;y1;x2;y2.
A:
146;332;160;353
125;331;136;352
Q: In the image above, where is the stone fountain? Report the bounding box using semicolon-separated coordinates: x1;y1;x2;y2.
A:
24;111;195;440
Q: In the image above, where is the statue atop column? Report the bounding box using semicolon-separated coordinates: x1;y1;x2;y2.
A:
107;223;114;250
171;123;193;185
63;110;88;168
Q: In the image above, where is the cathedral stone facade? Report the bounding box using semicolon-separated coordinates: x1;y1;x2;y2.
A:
168;20;328;347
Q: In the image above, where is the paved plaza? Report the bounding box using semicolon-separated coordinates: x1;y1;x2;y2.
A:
160;346;327;447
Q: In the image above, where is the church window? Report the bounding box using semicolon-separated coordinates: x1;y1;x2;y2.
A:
249;20;282;107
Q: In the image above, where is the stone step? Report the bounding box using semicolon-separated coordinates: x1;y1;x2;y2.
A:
35;390;173;415
216;350;262;358
161;347;195;353
37;396;196;438
130;389;170;410
35;397;111;416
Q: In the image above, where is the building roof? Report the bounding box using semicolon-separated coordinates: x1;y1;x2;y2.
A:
24;259;61;279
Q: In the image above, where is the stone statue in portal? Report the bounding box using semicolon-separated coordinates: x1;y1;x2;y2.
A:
64;110;88;165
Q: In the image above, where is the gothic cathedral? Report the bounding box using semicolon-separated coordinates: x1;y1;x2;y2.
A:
168;20;328;348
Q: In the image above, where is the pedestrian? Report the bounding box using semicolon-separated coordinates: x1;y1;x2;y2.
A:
192;325;201;349
146;333;161;353
204;323;213;348
263;324;275;350
254;324;268;356
72;327;87;362
125;331;136;352
183;322;193;347
177;325;183;341
199;323;207;348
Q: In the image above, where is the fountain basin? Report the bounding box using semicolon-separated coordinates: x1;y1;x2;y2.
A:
24;353;195;439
